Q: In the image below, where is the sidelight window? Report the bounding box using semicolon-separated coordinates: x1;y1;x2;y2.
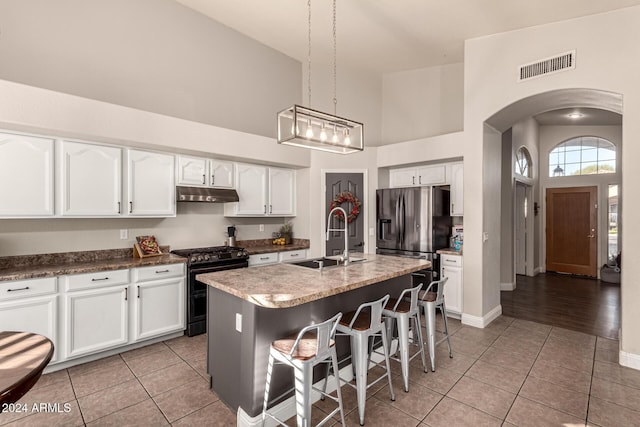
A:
549;136;616;177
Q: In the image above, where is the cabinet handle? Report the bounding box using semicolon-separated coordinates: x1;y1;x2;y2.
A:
7;286;29;292
155;269;170;274
263;205;266;214
211;174;215;185
290;253;299;257
91;277;109;282
202;174;206;185
444;258;456;263
269;205;272;214
125;288;128;301
137;285;140;298
412;176;415;185
118;201;121;214
451;203;454;212
419;176;422;185
129;201;133;213
260;256;270;260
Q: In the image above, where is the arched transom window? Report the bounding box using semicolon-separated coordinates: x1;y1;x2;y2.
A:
548;136;616;177
515;147;532;178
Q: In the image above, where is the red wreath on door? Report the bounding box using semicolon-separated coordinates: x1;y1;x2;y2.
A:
329;191;361;223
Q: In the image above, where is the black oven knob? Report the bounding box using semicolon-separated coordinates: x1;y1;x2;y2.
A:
203;254;211;261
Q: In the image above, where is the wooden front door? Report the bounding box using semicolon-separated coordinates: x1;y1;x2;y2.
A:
546;186;597;277
326;173;364;256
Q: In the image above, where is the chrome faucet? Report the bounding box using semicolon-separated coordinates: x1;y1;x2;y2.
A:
326;206;350;265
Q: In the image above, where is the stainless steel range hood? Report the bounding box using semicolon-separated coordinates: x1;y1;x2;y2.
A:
176;186;239;203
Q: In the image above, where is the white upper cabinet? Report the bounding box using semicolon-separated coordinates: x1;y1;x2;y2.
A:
225;163;295;217
177;155;208;186
0;131;54;217
449;162;464;216
57;140;122;216
126;149;176;217
269;167;295;215
389;164;446;187
176;155;234;188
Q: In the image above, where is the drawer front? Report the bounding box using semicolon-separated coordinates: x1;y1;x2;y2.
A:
133;263;185;282
441;255;463;268
0;277;57;301
249;253;278;267
278;250;307;262
64;269;130;292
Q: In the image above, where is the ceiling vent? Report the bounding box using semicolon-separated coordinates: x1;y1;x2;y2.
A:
518;50;575;82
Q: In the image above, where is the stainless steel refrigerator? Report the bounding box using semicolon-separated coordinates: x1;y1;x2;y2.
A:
376;186;452;281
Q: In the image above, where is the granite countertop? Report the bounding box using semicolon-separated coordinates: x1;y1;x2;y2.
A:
0;248;186;282
237;238;310;255
197;253;430;308
436;248;463;256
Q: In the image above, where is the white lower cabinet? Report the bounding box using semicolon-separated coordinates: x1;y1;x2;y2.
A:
64;284;129;359
249;250;308;266
440;254;463;316
132;264;185;341
0;277;59;362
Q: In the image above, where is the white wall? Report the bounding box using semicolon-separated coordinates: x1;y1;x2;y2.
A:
538;125;622;273
382;63;464;144
0;0;301;139
464;6;640;361
376;131;464;169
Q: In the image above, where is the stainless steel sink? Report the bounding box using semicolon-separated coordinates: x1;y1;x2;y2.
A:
290;257;367;269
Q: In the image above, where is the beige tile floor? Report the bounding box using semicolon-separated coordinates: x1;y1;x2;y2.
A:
2;316;639;426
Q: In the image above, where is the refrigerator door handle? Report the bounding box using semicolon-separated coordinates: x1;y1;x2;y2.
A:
399;195;406;245
395;197;401;246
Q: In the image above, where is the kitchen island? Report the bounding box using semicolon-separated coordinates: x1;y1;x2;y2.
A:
196;253;430;422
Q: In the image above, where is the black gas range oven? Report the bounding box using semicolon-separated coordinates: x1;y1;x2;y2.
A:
171;246;249;336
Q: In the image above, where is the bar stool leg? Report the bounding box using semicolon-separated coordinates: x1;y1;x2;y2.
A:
424;300;437;372
262;353;275;426
294;363;313;427
380;327;396;402
351;333;369;426
441;301;453;358
396;315;411;392
413;313;428;373
331;348;347;427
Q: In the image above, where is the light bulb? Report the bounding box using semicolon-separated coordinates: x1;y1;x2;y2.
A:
305;120;314;139
319;124;327;142
344;129;351;146
332;125;339;143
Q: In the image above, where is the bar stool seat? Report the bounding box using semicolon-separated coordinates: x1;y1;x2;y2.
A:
382;283;428;392
417;278;453;372
262;313;346;427
325;295;395;426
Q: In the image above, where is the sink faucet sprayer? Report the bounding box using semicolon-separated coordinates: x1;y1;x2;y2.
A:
326;206;350;266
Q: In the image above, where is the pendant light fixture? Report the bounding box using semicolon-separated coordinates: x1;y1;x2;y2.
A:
277;0;364;154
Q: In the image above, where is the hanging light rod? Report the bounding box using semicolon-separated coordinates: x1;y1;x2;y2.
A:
276;0;364;154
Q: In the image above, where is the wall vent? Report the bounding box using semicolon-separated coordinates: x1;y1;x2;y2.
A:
518;50;575;82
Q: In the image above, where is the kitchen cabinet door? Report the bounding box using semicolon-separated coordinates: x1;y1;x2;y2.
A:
450;162;464;216
0;131;54;217
441;258;462;316
209;159;234;188
177;155;208;186
133;277;185;341
416;165;446;186
233;163;268;215
389;167;416;187
58;140;122;216
126;149;176;217
0;294;59;362
268;167;295;215
65;285;129;359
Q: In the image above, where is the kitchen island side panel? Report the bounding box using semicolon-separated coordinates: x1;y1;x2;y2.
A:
208;274;411;417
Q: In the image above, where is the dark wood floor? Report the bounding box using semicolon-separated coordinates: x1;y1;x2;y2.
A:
500;272;621;339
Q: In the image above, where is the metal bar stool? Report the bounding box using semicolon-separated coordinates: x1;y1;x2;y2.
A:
324;294;395;426
382;283;428;392
418;278;453;372
262;313;346;427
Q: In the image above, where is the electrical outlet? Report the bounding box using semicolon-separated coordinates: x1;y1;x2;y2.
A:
369;227;375;236
119;229;128;240
235;313;242;333
259;224;264;232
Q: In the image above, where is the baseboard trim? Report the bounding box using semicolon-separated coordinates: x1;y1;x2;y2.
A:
500;282;515;291
620;350;640;371
461;305;502;328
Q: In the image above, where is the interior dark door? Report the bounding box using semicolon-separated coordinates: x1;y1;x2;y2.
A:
546;186;597;277
326;173;364;256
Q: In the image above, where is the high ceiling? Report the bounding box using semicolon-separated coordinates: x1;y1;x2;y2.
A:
176;0;640;74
